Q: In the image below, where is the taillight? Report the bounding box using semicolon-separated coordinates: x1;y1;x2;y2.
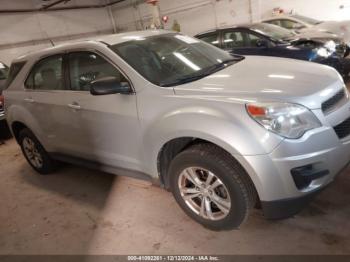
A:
0;95;4;108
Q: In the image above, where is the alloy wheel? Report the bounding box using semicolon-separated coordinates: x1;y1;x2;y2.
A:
22;137;43;169
178;167;231;220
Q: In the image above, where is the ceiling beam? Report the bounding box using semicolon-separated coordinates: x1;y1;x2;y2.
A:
41;0;71;10
0;0;126;13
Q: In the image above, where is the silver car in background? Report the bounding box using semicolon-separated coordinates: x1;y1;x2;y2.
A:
4;31;350;230
263;14;350;46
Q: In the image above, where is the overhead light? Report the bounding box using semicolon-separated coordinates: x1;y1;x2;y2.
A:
268;74;295;79
173;52;201;71
121;35;146;41
261;89;282;93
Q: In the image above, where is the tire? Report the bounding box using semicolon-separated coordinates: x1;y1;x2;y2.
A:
19;128;57;175
169;143;257;231
0;120;12;140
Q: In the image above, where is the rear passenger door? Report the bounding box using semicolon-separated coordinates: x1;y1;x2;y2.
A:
64;51;141;170
24;54;72;152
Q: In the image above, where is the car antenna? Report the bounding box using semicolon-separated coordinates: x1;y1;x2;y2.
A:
48;38;55;47
42;30;55;47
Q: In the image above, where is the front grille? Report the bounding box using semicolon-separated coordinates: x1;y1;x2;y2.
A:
334;117;350;139
321;89;346;114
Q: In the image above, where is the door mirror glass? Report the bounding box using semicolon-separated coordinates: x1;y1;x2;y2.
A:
90;76;132;96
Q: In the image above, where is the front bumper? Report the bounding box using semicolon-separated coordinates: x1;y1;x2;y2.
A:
237;100;350;219
261;186;326;219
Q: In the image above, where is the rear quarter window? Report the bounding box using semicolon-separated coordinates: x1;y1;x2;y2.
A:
3;61;26;90
197;33;220;47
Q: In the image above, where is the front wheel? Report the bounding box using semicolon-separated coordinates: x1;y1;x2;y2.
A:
169;143;257;231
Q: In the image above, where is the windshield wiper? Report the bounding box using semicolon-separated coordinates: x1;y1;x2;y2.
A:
160;57;244;87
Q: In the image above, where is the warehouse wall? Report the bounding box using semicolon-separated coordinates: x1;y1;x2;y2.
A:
111;0;350;36
0;0;114;65
111;0;252;35
259;0;350;21
2;0;350;65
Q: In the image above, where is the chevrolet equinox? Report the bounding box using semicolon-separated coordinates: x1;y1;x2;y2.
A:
4;31;350;230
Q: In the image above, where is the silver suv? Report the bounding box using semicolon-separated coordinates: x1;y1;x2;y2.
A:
4;31;350;230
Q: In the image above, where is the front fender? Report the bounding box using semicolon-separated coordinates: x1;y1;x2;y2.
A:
142;103;283;180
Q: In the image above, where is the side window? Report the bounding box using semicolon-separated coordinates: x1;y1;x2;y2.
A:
25;55;64;90
197;33;220;47
223;31;245;49
280;19;304;30
68;52;127;91
266;20;282;27
246;33;263;47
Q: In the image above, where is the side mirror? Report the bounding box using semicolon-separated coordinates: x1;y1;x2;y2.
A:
256;39;268;48
90;76;132;96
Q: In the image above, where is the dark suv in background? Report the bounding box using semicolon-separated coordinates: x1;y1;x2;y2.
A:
0;62;9;121
196;23;350;78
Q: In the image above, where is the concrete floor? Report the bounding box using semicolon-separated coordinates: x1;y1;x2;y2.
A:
0;137;350;255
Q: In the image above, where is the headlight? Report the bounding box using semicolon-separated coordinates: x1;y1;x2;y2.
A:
317;47;332;58
324;40;336;52
246;102;322;139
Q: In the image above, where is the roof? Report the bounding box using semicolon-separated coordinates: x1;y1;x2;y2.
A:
262;15;293;21
13;30;173;63
91;29;174;45
195;23;263;36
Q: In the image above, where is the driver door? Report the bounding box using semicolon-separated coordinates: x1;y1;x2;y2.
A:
64;51;142;171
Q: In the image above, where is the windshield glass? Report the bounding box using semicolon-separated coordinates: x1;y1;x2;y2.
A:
291;15;321;25
111;33;242;87
251;23;296;40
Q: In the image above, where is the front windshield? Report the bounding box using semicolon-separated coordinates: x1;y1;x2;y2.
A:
111;33;242;87
291;14;321;25
251;23;296;41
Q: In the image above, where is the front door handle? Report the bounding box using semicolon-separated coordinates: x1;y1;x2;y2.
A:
68;102;81;110
24;98;35;103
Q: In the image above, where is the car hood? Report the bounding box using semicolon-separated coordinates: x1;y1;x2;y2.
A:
174;56;344;110
293;31;341;43
301;21;350;43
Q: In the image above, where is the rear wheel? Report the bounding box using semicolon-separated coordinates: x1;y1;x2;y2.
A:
19;128;57;174
169;143;257;231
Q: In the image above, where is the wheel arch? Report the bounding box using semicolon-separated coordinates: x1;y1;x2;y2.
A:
156;136;261;204
11;121;29;143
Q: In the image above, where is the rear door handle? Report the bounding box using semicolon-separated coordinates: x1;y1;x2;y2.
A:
68;102;81;110
24;98;35;103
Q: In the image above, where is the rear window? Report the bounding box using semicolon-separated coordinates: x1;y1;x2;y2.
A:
3;61;26;90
